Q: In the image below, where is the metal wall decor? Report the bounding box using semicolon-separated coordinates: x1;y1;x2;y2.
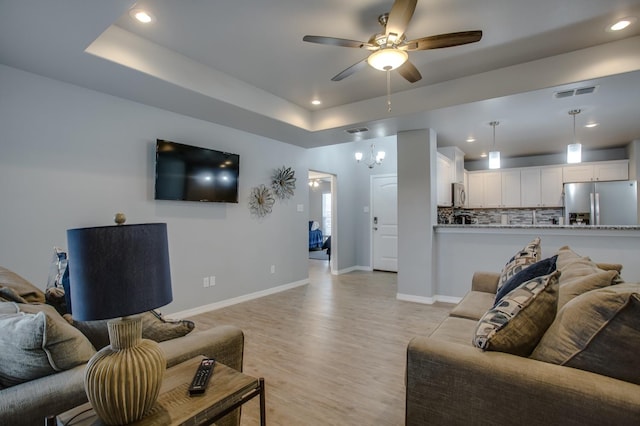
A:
248;184;275;217
271;166;296;200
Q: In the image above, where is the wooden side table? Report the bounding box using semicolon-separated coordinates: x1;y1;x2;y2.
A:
55;357;265;426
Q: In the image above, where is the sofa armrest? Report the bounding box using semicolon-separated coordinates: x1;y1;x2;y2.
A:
406;337;640;426
0;365;87;426
470;271;500;293
160;325;244;372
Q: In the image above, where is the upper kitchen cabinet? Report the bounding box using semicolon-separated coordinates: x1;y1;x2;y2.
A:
468;171;502;208
437;147;465;183
437;152;453;206
563;160;629;183
501;169;521;208
521;166;563;207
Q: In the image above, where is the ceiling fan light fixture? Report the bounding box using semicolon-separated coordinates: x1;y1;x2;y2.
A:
368;48;408;71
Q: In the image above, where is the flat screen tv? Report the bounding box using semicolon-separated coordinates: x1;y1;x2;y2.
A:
155;139;240;203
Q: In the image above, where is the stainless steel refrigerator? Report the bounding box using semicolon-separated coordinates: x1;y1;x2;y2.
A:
564;180;638;225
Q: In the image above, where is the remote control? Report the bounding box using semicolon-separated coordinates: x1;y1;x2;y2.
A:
188;358;215;396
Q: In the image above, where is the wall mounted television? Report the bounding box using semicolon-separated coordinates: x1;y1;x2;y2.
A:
155;139;240;203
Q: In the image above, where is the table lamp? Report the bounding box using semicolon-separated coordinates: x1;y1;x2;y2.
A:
67;215;173;425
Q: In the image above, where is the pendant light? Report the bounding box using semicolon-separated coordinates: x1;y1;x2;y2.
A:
567;109;582;164
488;121;500;169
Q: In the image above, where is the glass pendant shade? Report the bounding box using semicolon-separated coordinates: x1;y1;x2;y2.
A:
368;48;408;71
567;143;582;163
488;151;501;169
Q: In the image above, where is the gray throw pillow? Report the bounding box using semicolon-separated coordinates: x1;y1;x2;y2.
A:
0;302;96;387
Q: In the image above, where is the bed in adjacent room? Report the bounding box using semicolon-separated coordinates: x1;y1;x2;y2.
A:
309;221;323;249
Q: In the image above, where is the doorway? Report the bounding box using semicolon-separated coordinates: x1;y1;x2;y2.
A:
371;174;398;272
308;170;337;274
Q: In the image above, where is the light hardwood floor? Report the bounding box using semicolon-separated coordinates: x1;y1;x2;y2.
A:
189;260;453;425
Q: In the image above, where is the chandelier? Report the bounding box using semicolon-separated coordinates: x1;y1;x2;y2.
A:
355;144;386;169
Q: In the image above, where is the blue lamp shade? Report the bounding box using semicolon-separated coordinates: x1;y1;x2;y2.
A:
67;223;173;322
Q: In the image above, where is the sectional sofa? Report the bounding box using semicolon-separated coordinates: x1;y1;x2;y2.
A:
406;241;640;425
0;266;244;426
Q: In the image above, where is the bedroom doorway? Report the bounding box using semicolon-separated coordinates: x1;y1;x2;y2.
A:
308;170;336;274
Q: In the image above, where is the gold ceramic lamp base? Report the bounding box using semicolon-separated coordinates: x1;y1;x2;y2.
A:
84;316;165;425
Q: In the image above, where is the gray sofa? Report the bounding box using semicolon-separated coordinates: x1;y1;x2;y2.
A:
406;248;640;425
0;266;244;426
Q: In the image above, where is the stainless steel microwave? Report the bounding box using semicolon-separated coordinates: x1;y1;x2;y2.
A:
452;183;466;207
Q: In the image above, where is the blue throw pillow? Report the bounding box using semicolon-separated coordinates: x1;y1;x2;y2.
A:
494;255;558;305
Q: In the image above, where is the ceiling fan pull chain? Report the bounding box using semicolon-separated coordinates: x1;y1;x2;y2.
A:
387;69;392;112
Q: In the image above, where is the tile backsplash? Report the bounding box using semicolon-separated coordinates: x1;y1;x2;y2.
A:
438;207;563;225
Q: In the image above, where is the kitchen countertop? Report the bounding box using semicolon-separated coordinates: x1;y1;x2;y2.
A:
436;224;640;230
435;224;640;236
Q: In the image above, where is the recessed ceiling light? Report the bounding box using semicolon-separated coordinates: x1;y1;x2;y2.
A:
480;152;487;158
466;137;476;143
130;9;154;24
608;17;636;31
311;99;322;106
585;122;599;128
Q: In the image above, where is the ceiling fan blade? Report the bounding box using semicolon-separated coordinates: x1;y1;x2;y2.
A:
303;35;377;50
386;0;418;42
331;58;369;81
405;30;483;51
397;60;422;83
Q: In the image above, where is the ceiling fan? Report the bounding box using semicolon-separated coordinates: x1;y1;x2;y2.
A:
303;0;483;84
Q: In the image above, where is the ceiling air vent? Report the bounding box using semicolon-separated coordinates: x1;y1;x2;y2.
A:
345;127;369;134
553;85;599;99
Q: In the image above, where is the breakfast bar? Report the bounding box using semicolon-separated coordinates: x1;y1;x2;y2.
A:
433;224;640;301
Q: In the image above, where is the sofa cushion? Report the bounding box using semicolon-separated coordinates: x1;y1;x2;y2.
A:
498;237;541;290
0;302;96;387
449;291;496;321
429;316;478;347
71;310;195;350
494;255;557;304
531;283;640;385
558;269;619;310
0;266;45;304
473;271;559;356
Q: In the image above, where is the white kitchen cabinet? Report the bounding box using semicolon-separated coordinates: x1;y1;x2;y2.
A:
539;166;564;206
501;169;521;207
468;171;502;208
467;172;485;208
594;161;628;181
521;166;563;207
563;160;628;182
520;168;541;207
438;146;465;183
437;152;452;206
484;172;502;207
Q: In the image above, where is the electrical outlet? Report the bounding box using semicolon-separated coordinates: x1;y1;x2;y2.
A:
203;277;210;288
270;265;275;274
210;276;216;286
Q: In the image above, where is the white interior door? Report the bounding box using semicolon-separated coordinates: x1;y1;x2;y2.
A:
372;175;398;272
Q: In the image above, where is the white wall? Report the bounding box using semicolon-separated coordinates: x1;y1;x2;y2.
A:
0;65;312;314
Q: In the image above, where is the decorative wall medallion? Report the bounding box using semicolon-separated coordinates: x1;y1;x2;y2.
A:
271;166;296;200
249;184;275;217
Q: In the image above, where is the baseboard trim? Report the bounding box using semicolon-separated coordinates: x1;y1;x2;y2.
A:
167;278;310;319
337;265;371;274
396;293;462;305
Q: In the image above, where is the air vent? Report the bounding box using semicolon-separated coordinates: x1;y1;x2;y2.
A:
345;127;369;134
553;85;599;99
